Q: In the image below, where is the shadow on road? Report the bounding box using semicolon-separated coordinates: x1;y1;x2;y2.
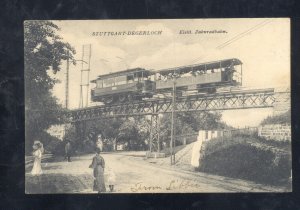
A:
25;173;93;194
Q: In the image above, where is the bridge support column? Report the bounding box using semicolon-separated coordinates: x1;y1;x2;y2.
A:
273;88;290;115
149;114;160;152
74;121;87;150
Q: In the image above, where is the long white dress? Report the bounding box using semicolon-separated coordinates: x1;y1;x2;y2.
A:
106;168;116;185
31;149;42;175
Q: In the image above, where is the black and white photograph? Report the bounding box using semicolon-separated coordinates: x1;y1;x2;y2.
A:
24;18;291;194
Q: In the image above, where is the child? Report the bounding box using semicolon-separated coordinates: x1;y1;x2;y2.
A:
106;167;116;192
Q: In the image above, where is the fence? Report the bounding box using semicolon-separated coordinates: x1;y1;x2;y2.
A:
197;127;258;142
223;127;258;138
206;124;291;142
169;132;199;145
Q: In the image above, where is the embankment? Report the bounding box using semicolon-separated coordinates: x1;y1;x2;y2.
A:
196;135;291;187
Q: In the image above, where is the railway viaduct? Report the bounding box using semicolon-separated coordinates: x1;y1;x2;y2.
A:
62;87;290;152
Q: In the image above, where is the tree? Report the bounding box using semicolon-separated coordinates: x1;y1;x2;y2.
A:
82;116;149;151
24;21;75;153
159;111;227;146
117;117;149;150
260;109;291;125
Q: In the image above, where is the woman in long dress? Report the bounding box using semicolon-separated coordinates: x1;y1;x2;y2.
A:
31;141;43;175
96;134;103;151
89;148;106;193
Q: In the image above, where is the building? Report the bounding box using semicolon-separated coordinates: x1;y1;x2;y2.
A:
197;130;223;142
46;124;71;140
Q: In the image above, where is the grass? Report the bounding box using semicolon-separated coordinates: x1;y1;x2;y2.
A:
160;144;186;157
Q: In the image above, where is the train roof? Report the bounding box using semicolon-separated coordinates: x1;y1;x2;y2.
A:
91;58;242;82
91;67;151;82
155;58;242;75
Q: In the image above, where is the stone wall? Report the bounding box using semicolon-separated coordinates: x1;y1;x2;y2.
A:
273;87;290;115
258;124;291;142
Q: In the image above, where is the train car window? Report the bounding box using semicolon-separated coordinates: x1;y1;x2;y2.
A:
133;72;140;81
115;75;127;85
127;75;134;83
103;78;114;87
96;80;103;88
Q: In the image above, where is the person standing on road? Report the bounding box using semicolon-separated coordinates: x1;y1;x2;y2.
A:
31;141;44;176
65;140;72;162
89;148;106;193
96;134;103;151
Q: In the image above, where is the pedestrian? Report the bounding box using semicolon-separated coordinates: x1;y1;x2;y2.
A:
106;167;116;192
31;141;44;176
89;147;106;193
96;134;103;151
65;140;72;162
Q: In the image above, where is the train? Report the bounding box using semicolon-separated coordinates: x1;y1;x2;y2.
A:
90;58;243;104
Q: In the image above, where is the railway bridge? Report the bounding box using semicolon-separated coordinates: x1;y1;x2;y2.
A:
62;87;290;152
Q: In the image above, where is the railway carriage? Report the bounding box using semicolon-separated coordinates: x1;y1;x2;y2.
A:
154;58;242;94
91;58;242;104
91;68;155;104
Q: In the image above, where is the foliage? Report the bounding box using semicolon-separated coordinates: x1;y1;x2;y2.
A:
74;112;228;152
197;133;291;186
24;21;75;154
260;109;291;125
38;131;65;155
159;111;227;145
199;143;291;187
73;117;149;152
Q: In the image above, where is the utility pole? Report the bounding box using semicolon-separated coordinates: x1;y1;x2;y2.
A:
157;117;160;153
86;45;91;107
65;51;70;109
170;78;176;165
79;45;84;108
79;44;92;108
64;50;71;142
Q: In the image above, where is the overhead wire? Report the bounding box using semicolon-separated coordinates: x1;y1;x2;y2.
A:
189;19;273;65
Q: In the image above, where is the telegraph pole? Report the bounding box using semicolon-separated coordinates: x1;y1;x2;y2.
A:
79;44;92;108
86;44;91;107
170;78;176;165
65;51;69;109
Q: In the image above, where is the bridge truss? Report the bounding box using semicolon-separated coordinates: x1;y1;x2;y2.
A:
64;88;290;152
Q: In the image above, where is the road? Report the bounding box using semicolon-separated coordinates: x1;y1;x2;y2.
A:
25;151;285;193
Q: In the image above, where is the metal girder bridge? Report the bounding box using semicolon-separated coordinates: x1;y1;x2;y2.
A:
63;87;290;152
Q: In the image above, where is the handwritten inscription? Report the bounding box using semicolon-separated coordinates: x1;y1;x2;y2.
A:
130;179;201;192
166;179;202;190
131;182;162;192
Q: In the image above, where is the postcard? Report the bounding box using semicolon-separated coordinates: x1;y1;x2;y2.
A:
25;18;291;193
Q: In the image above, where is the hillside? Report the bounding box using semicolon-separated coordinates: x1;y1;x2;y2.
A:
197;135;291;188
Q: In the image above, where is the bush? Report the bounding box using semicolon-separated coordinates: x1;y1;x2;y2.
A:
28;131;64;155
261;110;291;125
198;138;291;187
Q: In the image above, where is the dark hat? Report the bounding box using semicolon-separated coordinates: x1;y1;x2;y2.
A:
95;147;101;154
33;140;42;147
33;141;43;149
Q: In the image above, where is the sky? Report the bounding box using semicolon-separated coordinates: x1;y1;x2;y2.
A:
49;18;290;127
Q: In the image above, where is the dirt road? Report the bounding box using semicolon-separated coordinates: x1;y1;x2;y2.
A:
25;151;285;193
